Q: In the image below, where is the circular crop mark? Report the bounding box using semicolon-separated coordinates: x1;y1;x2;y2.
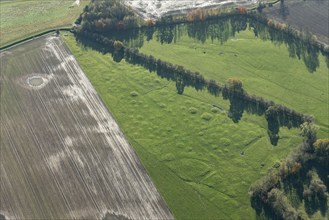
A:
28;76;44;87
18;73;52;90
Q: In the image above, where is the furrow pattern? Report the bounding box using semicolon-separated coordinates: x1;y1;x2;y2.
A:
0;35;174;220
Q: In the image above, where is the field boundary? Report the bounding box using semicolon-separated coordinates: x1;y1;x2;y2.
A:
0;28;72;51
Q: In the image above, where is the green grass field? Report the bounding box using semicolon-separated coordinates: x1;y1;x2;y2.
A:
0;0;88;47
138;31;329;138
64;34;303;219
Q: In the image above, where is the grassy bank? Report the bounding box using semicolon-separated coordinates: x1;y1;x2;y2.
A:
64;34;303;219
138;31;329;138
0;0;88;47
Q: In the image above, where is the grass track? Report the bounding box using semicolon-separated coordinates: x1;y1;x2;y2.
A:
0;0;88;47
64;34;304;219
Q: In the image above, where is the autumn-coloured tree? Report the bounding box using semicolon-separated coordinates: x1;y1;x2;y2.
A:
186;9;208;22
314;139;329;153
145;19;155;27
267;19;274;27
300;122;318;144
290;162;302;175
227;78;243;93
113;40;124;51
314;138;329;168
236;7;247;14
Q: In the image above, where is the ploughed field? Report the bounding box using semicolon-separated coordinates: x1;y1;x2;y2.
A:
0;35;173;220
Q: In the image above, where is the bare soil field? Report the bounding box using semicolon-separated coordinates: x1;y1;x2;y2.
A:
124;0;258;18
0;35;173;220
263;0;329;45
